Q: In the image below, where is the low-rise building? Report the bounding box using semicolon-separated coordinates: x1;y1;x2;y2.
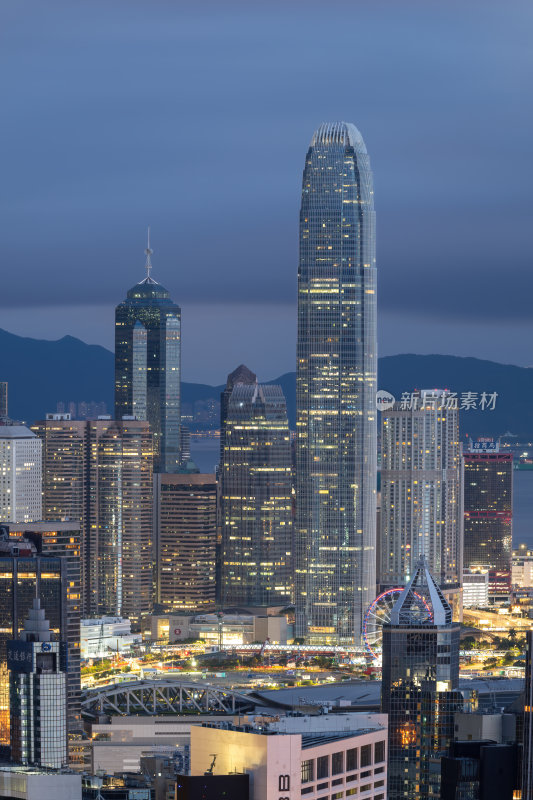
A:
190;714;387;800
512;546;533;588
81;617;142;659
0;765;81;800
147;610;291;646
82;772;152;799
454;711;517;744
463;569;490;608
88;715;227;773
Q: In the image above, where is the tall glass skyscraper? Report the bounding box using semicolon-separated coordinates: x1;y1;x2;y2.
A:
221;377;293;607
115;236;181;473
295;122;377;644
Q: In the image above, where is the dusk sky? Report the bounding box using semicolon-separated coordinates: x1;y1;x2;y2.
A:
1;0;532;383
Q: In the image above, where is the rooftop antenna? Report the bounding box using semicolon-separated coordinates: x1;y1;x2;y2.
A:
145;226;153;280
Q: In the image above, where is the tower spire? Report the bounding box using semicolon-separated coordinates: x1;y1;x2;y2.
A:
145;226;153;281
390;553;452;627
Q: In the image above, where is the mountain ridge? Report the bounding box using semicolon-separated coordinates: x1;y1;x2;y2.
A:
1;328;531;439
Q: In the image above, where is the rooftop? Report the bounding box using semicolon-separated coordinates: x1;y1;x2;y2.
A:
311;121;367;152
302;730;379;748
0;425;38;438
253;677;524;712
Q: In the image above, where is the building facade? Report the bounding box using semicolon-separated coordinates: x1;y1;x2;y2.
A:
190;716;387;800
295;121;377;644
33;417;153;625
114;239;181;473
80;617;142;659
0;538;77;746
9;598;68;770
462;568;489;608
148;610;290;647
3;521;82;737
219;364;257;466
31;415;87;606
441;741;518;800
221;379;292;607
380;390;462;610
154;473;217;613
381;557;463;800
463;445;513;601
0;766;81;800
512;545;533;588
87;419;153;624
0;427;42;524
523;629;533;800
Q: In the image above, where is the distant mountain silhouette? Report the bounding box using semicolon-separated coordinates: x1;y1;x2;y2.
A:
0;328;115;422
1;328;531;439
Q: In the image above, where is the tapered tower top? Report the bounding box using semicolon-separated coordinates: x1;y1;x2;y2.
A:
20;597;52;643
123;231;175;304
390;554;452;627
310;121;367;152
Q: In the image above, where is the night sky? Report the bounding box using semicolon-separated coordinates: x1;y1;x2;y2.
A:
1;0;532;383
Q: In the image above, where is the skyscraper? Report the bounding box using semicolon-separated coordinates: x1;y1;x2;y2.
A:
219;364;257;466
33;416;153;625
0;534;77;746
87;419;153;624
31;415;88;611
463;441;512;602
221;376;292;607
382;556;463;800
380;390;462;613
3;521;82;738
9;598;68;770
0;426;42;524
295;121;377;644
115;234;181;473
154;472;217;612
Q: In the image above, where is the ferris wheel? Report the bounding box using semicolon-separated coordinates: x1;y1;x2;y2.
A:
363;588;432;659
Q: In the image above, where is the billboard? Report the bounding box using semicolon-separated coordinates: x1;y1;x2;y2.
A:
470;439;499;452
7;641;33;673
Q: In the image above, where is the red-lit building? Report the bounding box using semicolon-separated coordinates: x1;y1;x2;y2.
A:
463;442;513;602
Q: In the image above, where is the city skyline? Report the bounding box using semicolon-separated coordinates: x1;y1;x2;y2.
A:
1;3;533;793
1;1;533;382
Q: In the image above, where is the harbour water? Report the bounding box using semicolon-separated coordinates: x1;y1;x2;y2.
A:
514;469;533;548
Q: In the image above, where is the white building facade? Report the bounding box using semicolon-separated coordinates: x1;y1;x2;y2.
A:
0;426;42;523
463;569;489;608
380;390;463;612
190;715;387;800
80;617;141;659
512;548;533;588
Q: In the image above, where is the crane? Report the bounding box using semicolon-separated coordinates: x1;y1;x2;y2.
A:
259;637;270;663
205;754;217;776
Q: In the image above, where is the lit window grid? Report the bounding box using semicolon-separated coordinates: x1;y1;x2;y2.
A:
295;125;377;644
